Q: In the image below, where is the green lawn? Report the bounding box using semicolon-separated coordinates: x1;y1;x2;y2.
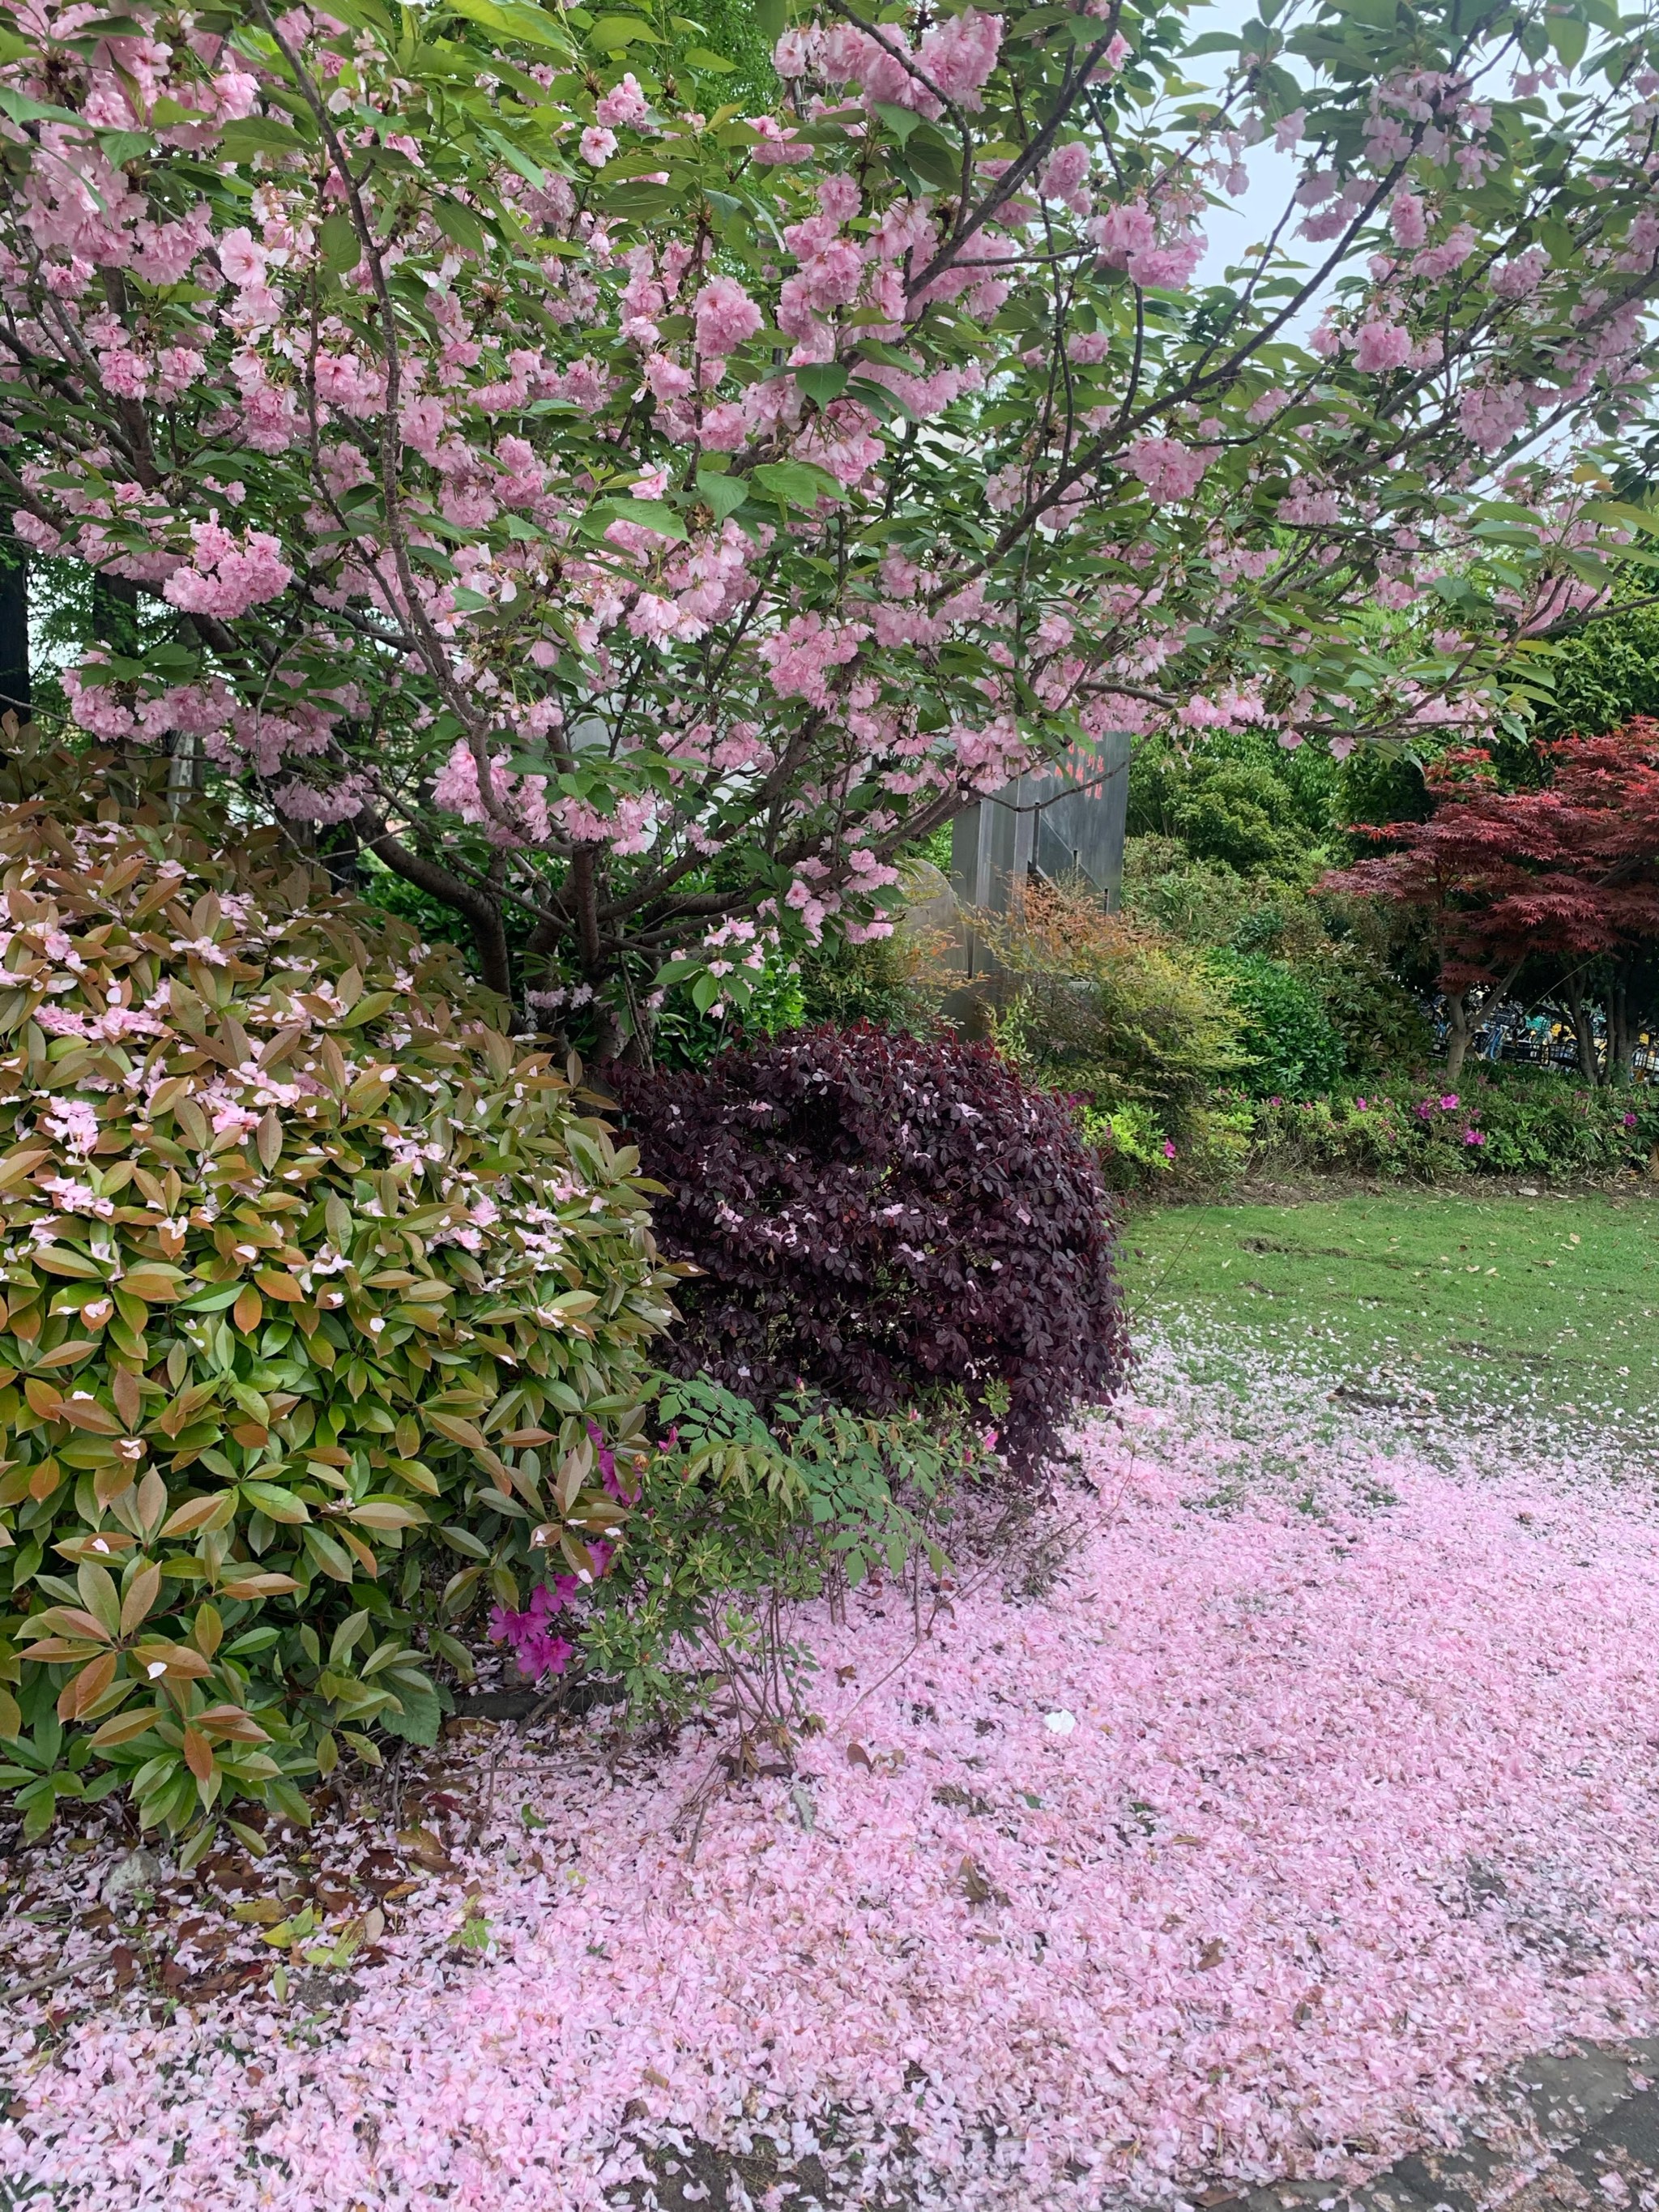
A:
1119;1189;1659;1431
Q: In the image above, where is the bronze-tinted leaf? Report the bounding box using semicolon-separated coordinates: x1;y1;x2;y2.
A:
118;1561;161;1638
59;1395;120;1435
218;1571;301;1600
89;1705;164;1750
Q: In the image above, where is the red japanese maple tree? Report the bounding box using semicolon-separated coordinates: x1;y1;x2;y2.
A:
1323;722;1659;1078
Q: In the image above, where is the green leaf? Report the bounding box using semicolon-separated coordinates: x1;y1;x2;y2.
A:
96;130;154;166
241;1481;310;1525
433;198;492;255
0;87;87;128
752;461;843;510
586;497;689;542
375;1673;446;1746
872;100;920;145
603;181;680;219
795;364;848;406
225;1626;281;1657
337;990;399;1027
319;210;360;276
448;0;576;55
478;126;550;190
695;470;749;523
1584;500;1659;536
683;46;736;71
590;12;664;45
1547;12;1588;68
217;116;310;160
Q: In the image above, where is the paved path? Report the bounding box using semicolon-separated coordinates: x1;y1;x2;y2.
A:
612;2039;1659;2211
1218;2040;1659;2212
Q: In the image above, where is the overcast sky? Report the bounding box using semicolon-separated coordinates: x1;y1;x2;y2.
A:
1183;0;1307;288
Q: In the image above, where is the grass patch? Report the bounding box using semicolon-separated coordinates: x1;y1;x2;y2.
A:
1120;1187;1659;1431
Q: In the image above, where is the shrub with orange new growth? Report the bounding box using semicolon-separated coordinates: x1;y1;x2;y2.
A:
0;750;672;1854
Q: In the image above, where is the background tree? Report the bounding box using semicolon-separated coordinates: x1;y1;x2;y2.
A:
1323;723;1659;1076
0;0;1656;1053
1533;596;1659;742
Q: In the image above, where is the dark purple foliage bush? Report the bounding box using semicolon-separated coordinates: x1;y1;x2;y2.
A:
611;1026;1129;1473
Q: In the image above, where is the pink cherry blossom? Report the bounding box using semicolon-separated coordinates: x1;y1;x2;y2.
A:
1460;382;1530;453
1415;223;1479;280
1354;319;1413;373
1039;143;1090;203
693;273;762;359
1389;192;1428;248
1124;435;1211;502
10;1345;1659;2209
595;73;649;129
160;516;292;620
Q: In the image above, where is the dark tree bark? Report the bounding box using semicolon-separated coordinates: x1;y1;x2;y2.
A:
1443;990;1472;1080
1562;976;1601;1084
356;809;513;1004
1608;967;1634;1082
317;822;361;895
92;571;140;653
0;536;28;720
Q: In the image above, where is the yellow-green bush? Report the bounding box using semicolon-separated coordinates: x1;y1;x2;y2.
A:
986;881;1248;1185
0;754;672;1851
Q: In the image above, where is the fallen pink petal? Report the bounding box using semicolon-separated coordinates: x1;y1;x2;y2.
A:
6;1342;1659;2209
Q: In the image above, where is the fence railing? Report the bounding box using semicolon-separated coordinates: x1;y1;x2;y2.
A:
1436;1001;1657;1081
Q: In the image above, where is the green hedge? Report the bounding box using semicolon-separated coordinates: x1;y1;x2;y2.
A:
1209;951;1346;1099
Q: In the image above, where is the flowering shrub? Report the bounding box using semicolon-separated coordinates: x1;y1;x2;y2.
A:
1243;1072;1659;1181
579;1373;987;1736
989;882;1247;1134
0;751;670;1848
1075;1095;1256;1194
612;1027;1128;1474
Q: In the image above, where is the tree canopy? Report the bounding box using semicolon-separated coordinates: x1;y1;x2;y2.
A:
0;0;1656;1045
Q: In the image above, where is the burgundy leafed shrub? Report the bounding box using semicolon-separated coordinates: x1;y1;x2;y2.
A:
610;1027;1129;1474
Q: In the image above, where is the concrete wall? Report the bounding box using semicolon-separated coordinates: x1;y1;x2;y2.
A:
948;734;1132;989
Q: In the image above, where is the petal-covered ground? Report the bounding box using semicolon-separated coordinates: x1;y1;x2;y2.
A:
5;1335;1659;2210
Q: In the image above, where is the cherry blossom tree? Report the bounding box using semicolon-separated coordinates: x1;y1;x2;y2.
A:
0;0;1656;1049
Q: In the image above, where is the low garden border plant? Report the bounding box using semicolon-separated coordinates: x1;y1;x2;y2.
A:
1241;1069;1659;1183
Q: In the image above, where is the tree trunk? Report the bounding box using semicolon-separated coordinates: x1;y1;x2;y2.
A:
92;572;139;653
1563;978;1599;1084
0;536;28;722
356;812;514;1006
318;821;361;896
1608;968;1634;1083
1444;991;1471;1080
